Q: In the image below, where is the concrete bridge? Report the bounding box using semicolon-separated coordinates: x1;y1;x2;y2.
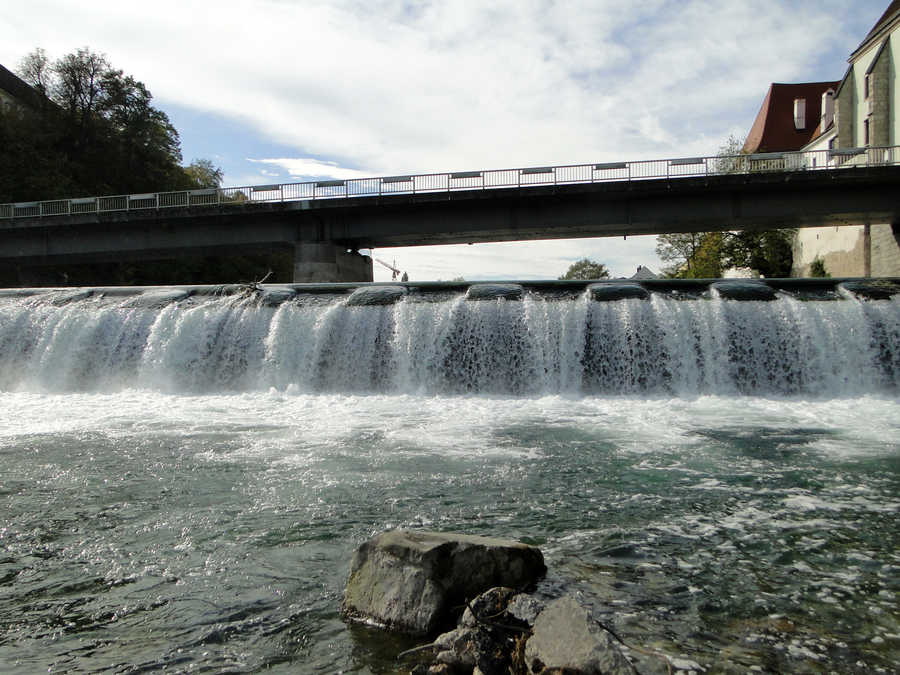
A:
2;147;899;282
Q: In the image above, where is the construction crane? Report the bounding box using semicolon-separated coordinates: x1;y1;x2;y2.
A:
375;257;404;281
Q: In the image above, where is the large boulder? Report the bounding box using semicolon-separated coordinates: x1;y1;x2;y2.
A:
524;595;637;675
341;530;546;636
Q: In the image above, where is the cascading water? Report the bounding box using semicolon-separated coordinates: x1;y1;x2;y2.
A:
1;283;898;395
0;281;898;674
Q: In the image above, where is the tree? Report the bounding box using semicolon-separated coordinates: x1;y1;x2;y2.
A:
184;158;224;188
721;229;794;278
559;258;610;280
655;232;708;277
8;47;194;199
656;134;796;278
17;48;51;97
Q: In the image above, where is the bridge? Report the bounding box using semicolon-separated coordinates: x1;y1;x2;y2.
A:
2;146;899;283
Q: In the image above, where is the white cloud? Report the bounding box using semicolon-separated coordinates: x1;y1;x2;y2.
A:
2;0;882;173
248;157;371;180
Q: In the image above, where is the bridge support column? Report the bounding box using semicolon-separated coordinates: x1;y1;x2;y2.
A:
293;242;373;283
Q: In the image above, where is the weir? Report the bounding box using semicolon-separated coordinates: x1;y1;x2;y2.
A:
1;278;898;396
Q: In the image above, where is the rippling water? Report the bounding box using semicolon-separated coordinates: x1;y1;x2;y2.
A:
0;288;898;672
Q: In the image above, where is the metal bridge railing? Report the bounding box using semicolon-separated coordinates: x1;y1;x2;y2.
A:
2;146;898;221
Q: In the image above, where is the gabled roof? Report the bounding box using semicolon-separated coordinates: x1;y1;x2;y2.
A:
851;0;900;60
865;35;891;74
630;266;658;281
0;63;45;109
742;82;840;154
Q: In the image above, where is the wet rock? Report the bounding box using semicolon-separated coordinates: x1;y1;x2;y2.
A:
461;586;518;627
506;593;544;625
710;280;777;301
341;530;545;636
839;280;900;300
524;595;637;675
465;284;524;301
587;282;650;301
345;285;407;306
256;286;296;306
123;289;191;308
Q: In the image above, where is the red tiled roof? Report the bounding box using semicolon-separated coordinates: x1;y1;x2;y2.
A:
742;82;840;153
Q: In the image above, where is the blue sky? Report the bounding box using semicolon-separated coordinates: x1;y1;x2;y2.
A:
1;1;892;281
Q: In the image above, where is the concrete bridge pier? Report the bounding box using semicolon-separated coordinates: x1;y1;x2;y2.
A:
293;241;373;283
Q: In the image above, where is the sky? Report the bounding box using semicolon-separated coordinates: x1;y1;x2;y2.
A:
0;1;892;281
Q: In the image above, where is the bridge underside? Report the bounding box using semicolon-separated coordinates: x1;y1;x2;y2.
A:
1;166;898;284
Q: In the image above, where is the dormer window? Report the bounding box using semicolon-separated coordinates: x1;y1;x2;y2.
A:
793;98;806;130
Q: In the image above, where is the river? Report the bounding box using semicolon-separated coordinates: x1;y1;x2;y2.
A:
0;284;897;673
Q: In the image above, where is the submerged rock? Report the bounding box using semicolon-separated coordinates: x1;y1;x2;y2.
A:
839;280;900;300
465;284;524;301
345;285;408;306
123;289;192;308
587;282;650;301
341;530;545;636
710;280;777;301
256;286;296;306
524;596;637;675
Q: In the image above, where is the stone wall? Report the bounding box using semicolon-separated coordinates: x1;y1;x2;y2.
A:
871;223;900;275
871;47;891;147
836;70;855;149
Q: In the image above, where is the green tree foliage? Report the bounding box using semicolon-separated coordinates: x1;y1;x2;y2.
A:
184;158;224;188
1;47;216;203
559;258;610;280
655;135;795;278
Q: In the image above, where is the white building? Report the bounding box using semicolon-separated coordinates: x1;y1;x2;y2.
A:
793;1;900;277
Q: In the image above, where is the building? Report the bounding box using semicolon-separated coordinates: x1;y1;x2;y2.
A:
744;1;900;277
0;63;44;111
742;82;840;155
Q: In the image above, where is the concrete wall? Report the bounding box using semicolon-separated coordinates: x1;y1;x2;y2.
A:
793;225;867;276
292;243;373;283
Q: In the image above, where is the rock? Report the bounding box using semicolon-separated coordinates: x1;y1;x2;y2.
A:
710;280;777;301
524;596;637;675
461;587;517;627
256;286;296;306
341;530;546;636
587;282;650;301
839;280;900;300
465;284;524;301
345;285;407;306
506;593;545;625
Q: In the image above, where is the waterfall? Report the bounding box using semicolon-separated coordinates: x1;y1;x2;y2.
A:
1;284;898;395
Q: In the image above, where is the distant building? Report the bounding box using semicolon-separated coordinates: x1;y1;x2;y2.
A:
629;265;658;280
743;2;900;277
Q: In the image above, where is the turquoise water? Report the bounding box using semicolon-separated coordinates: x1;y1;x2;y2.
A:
0;289;898;673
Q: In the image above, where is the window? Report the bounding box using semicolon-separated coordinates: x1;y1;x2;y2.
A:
864;117;870;146
864;74;870;99
793;98;806;130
